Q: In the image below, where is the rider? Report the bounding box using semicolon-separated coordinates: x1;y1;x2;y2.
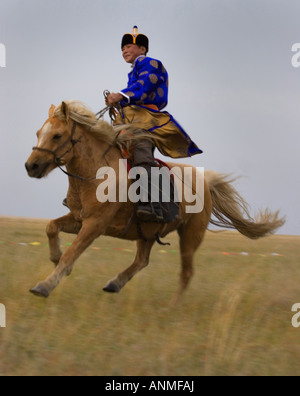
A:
106;26;202;223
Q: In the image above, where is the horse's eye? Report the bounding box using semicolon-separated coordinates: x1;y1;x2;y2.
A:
53;134;62;141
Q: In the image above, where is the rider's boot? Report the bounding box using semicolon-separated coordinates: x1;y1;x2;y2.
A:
136;164;164;223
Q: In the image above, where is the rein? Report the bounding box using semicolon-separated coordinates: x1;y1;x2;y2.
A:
95;90;124;122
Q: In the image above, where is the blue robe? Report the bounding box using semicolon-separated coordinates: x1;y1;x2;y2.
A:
121;56;168;110
119;56;203;158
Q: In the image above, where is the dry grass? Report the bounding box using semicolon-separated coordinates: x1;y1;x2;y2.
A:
0;217;300;376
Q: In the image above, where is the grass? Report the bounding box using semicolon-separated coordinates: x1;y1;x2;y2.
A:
0;216;300;376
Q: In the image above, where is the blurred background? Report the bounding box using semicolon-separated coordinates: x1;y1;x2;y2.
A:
1;1;300;376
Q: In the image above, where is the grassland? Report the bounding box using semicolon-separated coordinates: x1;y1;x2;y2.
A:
0;216;300;376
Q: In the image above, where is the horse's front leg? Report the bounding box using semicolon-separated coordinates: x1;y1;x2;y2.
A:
30;217;104;298
46;213;82;266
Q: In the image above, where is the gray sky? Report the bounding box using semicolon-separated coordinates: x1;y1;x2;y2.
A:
0;0;299;235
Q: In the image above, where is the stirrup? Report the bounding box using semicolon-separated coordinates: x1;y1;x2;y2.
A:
136;204;164;223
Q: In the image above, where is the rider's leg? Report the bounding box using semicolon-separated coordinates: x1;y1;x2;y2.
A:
132;135;164;222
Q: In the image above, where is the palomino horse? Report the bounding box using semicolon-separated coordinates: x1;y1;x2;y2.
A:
25;101;285;299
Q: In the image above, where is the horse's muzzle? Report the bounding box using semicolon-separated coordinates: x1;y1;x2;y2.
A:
25;159;51;179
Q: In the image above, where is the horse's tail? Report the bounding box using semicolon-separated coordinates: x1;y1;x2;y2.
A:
205;171;285;239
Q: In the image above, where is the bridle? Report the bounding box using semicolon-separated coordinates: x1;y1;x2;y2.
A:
32;121;93;182
32;95;122;182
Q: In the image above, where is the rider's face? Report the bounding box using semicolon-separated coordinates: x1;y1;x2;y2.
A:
122;44;146;64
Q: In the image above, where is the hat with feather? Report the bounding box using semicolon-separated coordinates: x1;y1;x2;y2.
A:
121;26;149;53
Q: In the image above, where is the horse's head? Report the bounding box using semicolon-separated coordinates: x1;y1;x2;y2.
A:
25;102;75;178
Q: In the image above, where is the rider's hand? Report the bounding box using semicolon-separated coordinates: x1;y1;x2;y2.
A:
106;93;124;106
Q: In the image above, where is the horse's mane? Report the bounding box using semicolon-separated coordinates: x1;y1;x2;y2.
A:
53;100;149;147
54;100;122;145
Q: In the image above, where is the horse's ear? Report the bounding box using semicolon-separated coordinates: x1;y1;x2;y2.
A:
49;104;56;118
61;101;70;122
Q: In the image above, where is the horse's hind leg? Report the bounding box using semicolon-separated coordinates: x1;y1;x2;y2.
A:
174;218;207;304
46;213;82;266
103;239;155;293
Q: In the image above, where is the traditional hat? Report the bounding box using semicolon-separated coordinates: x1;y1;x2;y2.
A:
121;26;149;53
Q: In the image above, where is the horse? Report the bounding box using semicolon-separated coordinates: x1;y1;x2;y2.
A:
25;100;285;299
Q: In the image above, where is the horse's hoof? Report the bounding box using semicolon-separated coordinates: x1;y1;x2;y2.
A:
103;281;120;293
30;283;50;298
50;256;61;266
